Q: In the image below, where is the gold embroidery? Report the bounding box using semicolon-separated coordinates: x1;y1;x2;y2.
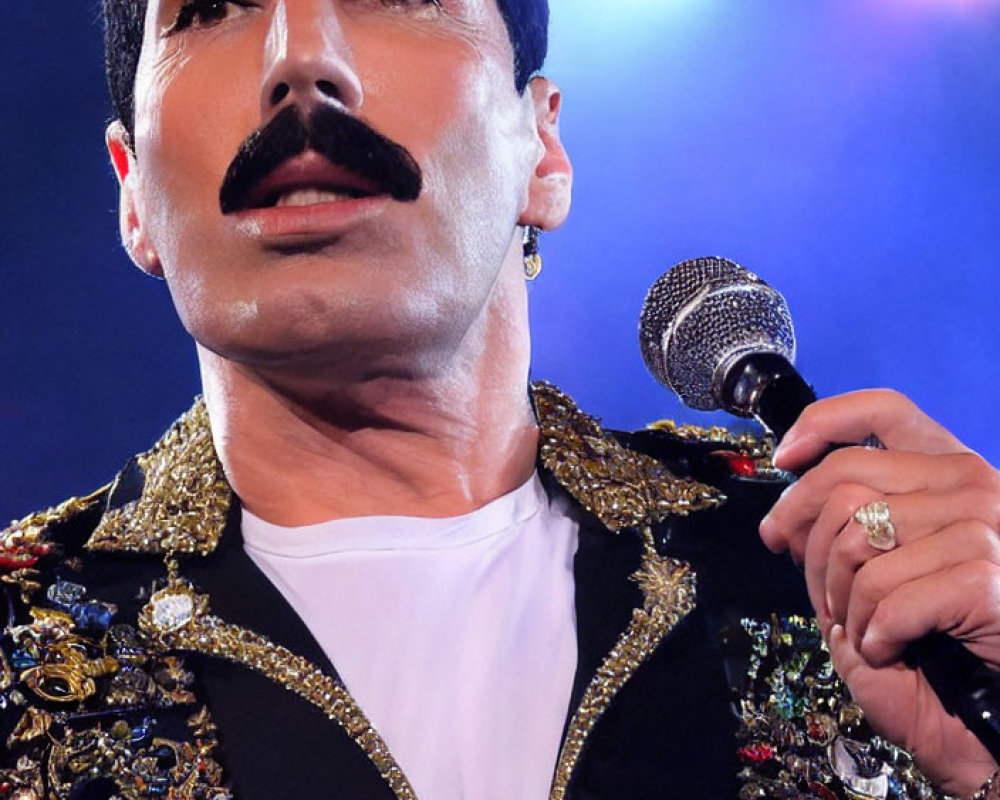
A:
533;386;716;798
41;707;231;800
53;383;720;798
532;381;725;531
7;608;117;705
0;754;44;800
87;398;231;556
2;488;107;604
0;646;11;692
550;536;697;800
139;573;417;800
81;384;724;556
1;568;43;605
1;487;108;547
648;418;775;461
7;708;53;748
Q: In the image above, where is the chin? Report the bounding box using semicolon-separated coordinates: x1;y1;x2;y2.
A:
187;291;472;378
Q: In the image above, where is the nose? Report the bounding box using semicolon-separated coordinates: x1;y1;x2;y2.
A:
260;0;364;119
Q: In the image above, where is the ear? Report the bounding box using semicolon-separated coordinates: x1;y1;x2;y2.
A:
106;120;164;278
518;77;573;231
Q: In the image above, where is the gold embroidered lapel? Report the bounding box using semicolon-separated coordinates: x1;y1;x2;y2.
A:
139;569;418;800
532;381;725;529
85;398;231;556
73;384;728;800
79;400;417;798
82;383;727;556
530;383;727;799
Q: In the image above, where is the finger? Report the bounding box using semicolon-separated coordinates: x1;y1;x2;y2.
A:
760;449;992;554
821;490;1000;623
824;623;997;796
773;389;969;473
840;521;1000;645
858;560;1000;667
800;483;881;617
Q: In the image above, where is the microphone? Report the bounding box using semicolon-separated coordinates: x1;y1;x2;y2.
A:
638;255;815;440
638;255;1000;762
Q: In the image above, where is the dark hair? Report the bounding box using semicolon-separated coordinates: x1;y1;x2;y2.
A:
497;0;550;93
103;0;550;135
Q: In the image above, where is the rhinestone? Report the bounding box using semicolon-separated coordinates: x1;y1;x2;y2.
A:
150;592;195;632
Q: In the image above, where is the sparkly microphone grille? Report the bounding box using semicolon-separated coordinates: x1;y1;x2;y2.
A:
638;256;798;415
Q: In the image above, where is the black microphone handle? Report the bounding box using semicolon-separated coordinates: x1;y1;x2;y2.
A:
719;352;817;441
725;353;1000;763
905;633;1000;761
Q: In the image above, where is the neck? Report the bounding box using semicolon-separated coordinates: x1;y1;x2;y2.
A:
198;276;538;527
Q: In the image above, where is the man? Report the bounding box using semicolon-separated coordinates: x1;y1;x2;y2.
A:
2;1;999;799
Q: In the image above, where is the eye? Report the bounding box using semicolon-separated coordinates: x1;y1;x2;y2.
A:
164;0;256;35
355;0;444;14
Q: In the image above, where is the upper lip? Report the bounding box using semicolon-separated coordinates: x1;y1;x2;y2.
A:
234;150;384;212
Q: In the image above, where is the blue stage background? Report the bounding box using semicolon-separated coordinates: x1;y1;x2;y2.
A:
2;0;998;521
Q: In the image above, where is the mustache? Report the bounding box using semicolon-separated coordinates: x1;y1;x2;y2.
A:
219;105;423;214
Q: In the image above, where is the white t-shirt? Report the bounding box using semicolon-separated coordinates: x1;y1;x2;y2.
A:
242;472;580;800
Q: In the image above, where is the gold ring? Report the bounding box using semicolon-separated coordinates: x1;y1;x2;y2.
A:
854;500;897;552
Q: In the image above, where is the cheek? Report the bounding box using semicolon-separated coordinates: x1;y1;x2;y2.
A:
357;9;529;181
429;90;536;271
133;38;260;266
365;45;534;230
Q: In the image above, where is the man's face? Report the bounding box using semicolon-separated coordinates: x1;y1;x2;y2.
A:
115;0;566;375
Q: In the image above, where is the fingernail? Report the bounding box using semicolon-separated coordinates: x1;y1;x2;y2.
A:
773;447;794;471
773;433;797;461
827;624;847;651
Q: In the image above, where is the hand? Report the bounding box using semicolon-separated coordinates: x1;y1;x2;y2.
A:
758;389;1000;797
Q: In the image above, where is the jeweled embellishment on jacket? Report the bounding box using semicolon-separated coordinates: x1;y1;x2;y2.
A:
1;569;226;799
532;382;725;531
87;397;231;556
141;567;208;637
138;563;210;644
151;590;195;632
1;489;105;566
39;708;232;800
138;563;419;800
735;615;944;800
550;546;696;800
529;382;715;798
1;491;103;605
17;383;729;799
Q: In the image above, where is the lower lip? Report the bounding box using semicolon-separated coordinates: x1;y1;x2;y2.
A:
229;195;390;241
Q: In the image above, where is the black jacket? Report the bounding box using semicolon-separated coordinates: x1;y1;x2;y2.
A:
0;384;938;800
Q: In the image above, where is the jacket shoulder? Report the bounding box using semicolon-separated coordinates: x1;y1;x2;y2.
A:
617;419;782;486
613;419;810;618
1;486;110;571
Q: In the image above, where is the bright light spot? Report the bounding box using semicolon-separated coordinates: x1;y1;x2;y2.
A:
547;0;718;80
879;0;999;12
551;0;708;24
